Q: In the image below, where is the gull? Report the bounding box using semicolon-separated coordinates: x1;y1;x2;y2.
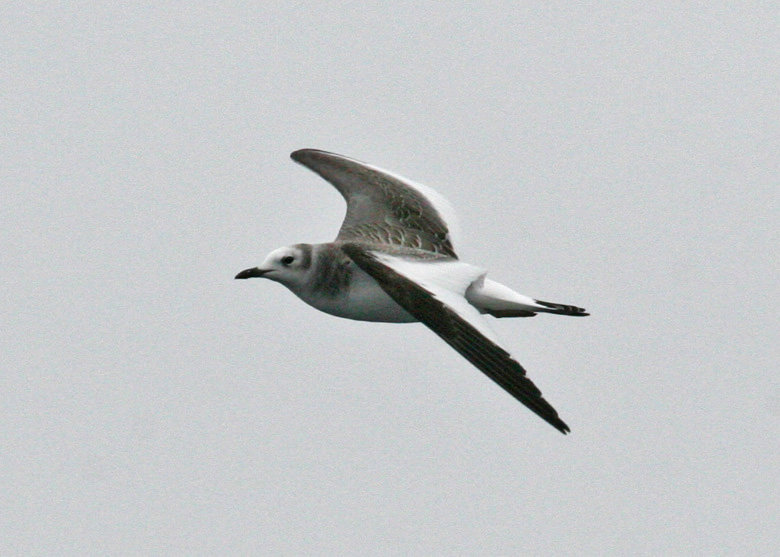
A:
236;149;588;434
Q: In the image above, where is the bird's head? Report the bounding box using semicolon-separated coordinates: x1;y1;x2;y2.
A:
235;244;312;289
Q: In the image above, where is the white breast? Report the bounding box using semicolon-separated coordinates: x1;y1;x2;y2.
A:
299;265;417;323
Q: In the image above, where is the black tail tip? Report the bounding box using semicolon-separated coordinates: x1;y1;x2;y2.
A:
536;300;589;317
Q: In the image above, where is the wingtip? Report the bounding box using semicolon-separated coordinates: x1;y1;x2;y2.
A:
289;148;310;163
545;414;570;434
290;148;331;164
290;148;309;160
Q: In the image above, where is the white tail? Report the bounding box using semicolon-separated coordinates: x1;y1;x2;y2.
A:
466;278;588;318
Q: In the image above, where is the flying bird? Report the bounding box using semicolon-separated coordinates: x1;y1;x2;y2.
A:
236;149;587;433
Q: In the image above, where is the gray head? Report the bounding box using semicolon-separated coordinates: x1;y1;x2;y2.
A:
235;244;313;289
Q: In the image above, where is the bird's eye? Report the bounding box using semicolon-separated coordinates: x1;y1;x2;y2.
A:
280;255;295;266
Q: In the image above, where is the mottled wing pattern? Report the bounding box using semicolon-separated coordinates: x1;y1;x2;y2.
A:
291;149;457;258
342;243;570;434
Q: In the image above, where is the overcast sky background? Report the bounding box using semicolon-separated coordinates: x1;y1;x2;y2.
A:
3;3;779;554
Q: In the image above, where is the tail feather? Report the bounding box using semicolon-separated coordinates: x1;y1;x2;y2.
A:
466;278;589;318
482;308;538;318
533;300;589;317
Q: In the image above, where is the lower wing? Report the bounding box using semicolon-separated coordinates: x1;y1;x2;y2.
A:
341;244;570;434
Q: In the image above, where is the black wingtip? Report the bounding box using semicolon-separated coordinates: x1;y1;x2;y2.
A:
540;409;570;434
290;148;329;164
290;148;310;162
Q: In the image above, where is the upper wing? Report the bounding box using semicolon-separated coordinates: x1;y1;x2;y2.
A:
341;244;570;434
291;149;458;258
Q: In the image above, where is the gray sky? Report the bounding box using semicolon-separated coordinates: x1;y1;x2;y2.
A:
3;3;779;554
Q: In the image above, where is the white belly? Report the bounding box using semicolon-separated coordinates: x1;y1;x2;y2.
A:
299;267;417;323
